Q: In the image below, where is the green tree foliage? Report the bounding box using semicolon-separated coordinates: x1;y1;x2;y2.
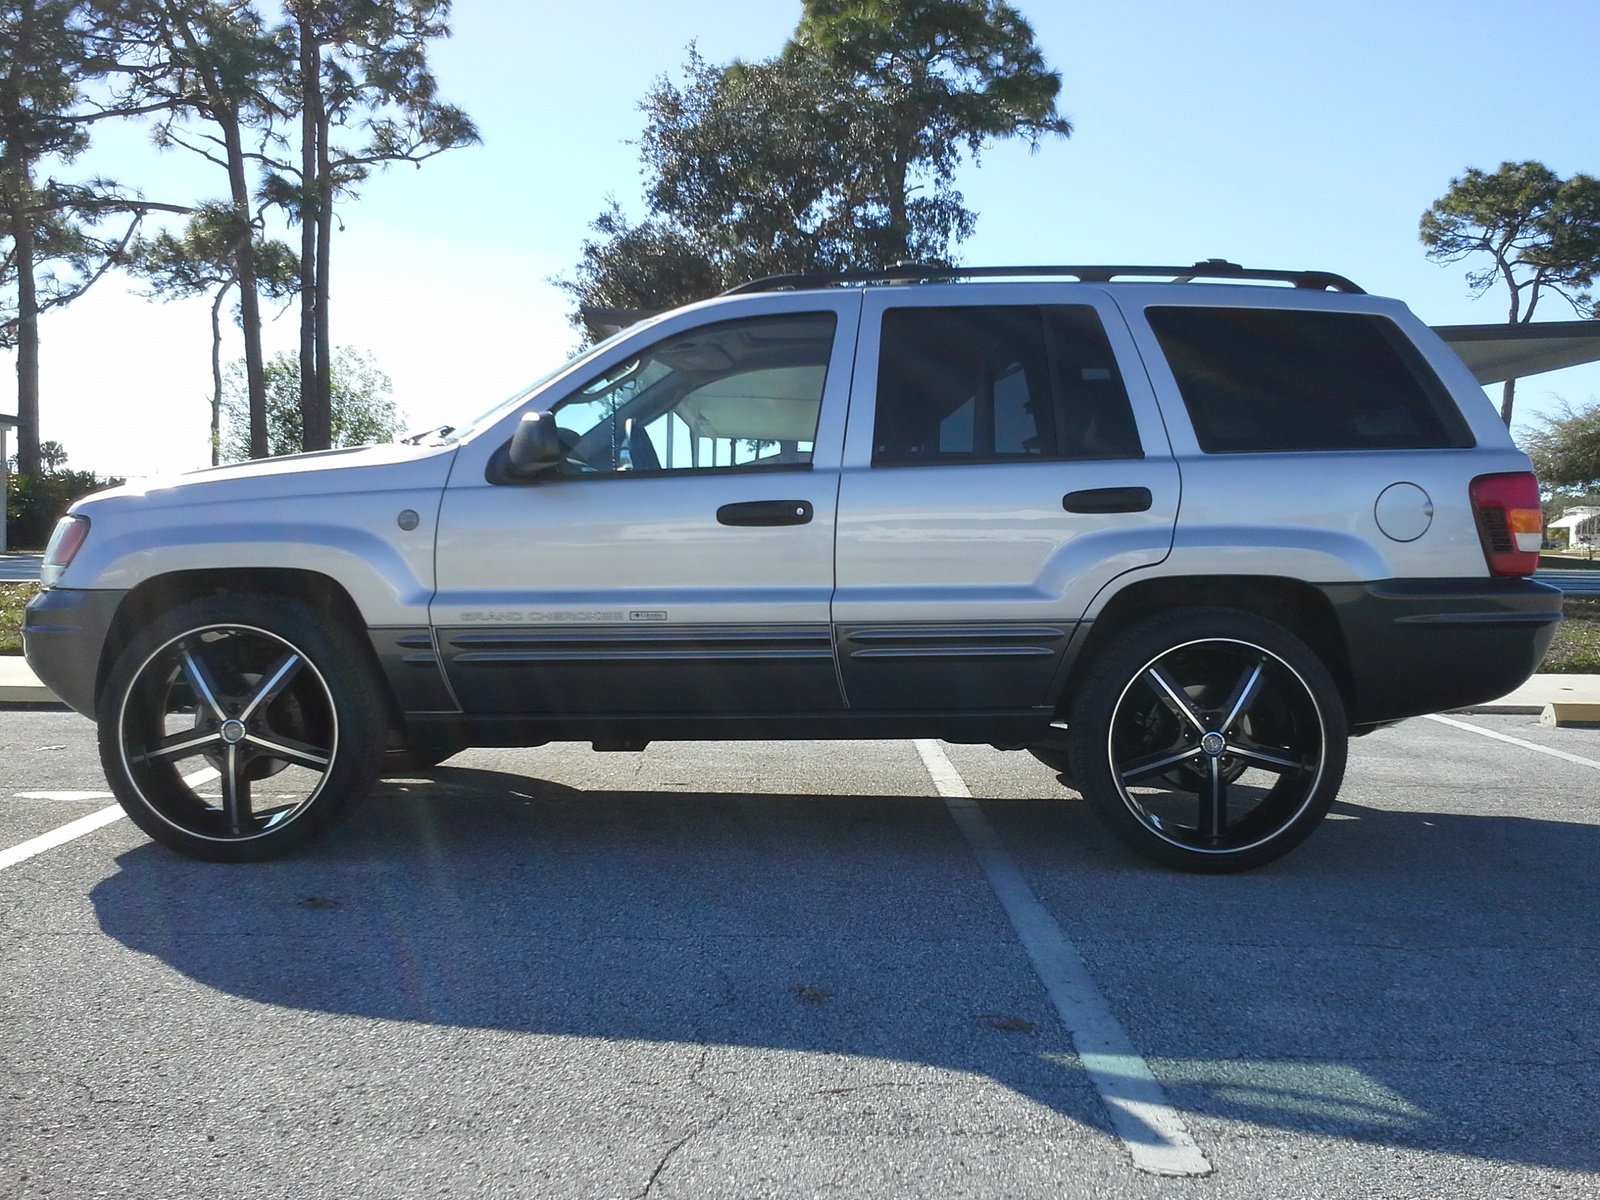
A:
265;0;477;454
562;1;1069;336
219;345;400;461
1521;398;1600;495
0;0;173;476
102;0;473;461
562;197;727;322
1421;161;1600;425
5;441;123;547
791;0;1071;261
640;49;874;277
132;203;298;463
104;0;291;460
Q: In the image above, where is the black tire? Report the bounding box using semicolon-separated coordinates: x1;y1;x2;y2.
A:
97;594;385;862
1067;608;1347;873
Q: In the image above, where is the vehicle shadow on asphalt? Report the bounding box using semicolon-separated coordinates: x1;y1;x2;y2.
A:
90;765;1600;1172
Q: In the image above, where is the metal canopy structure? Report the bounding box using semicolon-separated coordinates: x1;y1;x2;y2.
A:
1431;320;1600;385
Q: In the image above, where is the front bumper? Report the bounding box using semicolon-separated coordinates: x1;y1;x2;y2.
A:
22;588;127;718
1320;577;1563;725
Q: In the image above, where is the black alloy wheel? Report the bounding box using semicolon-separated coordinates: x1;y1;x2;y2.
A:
1068;608;1348;872
98;594;384;862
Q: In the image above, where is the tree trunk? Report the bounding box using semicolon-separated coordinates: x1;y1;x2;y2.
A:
313;103;334;449
1498;258;1521;427
885;152;910;264
12;184;41;478
208;284;229;465
297;12;325;451
3;0;40;477
216;102;266;458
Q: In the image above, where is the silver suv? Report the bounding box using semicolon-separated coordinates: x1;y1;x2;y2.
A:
23;262;1561;871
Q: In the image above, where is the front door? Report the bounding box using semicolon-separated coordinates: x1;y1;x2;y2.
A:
433;295;860;715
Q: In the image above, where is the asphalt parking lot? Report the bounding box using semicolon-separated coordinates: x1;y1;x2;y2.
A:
3;708;1598;1199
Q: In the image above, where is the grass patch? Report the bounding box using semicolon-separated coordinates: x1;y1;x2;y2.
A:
1542;595;1600;674
0;582;41;655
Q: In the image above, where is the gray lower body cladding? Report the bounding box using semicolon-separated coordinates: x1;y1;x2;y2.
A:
21;587;125;716
1318;577;1561;724
22;578;1561;737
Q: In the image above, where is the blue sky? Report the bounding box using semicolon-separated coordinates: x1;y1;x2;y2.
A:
9;0;1600;477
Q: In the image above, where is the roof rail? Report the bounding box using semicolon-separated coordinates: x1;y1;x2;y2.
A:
721;259;1365;296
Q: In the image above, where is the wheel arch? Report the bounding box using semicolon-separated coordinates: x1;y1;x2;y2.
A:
1056;575;1356;715
95;569;400;728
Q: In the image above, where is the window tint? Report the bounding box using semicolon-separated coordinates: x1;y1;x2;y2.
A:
550;313;835;474
1144;307;1475;453
872;305;1142;466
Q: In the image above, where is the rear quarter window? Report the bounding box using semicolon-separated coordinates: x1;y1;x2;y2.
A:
1145;307;1475;453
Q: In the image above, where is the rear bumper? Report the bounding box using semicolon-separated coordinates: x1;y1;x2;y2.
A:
21;587;125;718
1319;577;1562;724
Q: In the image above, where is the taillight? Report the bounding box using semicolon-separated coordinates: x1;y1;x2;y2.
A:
1469;473;1542;577
40;514;90;587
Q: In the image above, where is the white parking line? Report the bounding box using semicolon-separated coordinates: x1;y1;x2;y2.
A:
0;805;128;872
914;739;1213;1178
1425;713;1600;770
0;767;221;872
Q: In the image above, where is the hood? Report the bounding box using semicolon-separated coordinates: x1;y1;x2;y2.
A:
78;441;459;512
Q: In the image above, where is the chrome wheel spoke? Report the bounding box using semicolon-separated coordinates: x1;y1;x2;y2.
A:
132;727;224;765
239;651;306;721
243;729;330;770
1219;661;1266;735
1198;757;1226;841
1231;742;1311;774
221;745;252;834
1118;744;1205;783
1142;665;1208;733
180;647;229;720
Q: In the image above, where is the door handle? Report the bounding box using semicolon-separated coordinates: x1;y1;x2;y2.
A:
716;500;814;526
1062;487;1153;514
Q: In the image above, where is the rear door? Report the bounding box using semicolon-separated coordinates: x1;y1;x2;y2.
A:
833;284;1180;712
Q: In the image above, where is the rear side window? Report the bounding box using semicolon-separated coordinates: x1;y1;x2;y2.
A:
872;305;1143;466
1145;307;1474;453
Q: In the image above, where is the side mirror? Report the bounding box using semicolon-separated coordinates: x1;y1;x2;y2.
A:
507;410;563;478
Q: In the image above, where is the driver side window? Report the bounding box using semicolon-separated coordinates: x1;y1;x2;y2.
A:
548;312;837;475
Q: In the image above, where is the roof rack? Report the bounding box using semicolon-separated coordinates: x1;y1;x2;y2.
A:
721;259;1365;296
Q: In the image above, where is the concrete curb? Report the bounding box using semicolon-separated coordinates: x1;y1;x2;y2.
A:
0;655;55;704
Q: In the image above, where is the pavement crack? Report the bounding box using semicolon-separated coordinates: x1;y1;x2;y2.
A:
636;1131;693;1200
633;1046;729;1200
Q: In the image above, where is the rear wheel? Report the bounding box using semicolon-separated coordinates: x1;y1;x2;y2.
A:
1068;608;1347;872
97;594;385;862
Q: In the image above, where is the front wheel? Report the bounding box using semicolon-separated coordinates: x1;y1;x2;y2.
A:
97;594;385;862
1068;609;1347;873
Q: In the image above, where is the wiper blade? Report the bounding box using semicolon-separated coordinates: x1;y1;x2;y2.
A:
401;424;456;445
